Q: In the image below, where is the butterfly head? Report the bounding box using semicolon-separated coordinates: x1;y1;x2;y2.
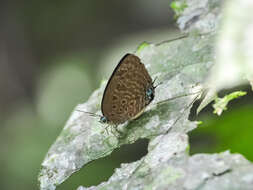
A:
145;85;155;105
146;87;155;101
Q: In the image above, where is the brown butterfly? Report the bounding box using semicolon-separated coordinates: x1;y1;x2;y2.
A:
79;54;156;125
98;53;155;125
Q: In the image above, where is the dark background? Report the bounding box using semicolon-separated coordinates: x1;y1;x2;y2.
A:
0;1;252;190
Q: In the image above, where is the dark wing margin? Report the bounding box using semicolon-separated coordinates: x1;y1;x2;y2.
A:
101;53;132;116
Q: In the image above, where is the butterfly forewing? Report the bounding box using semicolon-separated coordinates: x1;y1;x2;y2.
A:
101;54;153;125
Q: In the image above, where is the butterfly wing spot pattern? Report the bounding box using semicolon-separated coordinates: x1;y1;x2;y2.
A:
101;53;155;125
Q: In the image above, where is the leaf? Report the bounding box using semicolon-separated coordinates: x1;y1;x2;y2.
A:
136;42;150;53
213;91;247;116
38;32;216;190
170;0;188;18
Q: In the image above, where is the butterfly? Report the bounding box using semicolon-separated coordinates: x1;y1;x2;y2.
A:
82;53;157;125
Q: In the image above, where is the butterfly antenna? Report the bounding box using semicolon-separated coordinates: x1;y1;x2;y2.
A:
165;93;200;134
155;91;202;106
153;76;158;83
75;109;101;118
155;32;213;46
155;34;189;46
154;81;163;89
152;77;163;89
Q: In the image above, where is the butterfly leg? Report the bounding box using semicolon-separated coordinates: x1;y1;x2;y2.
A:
103;125;121;138
115;125;124;135
104;125;110;135
111;125;123;138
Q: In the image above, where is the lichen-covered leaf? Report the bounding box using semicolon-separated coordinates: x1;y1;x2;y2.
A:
38;32;215;190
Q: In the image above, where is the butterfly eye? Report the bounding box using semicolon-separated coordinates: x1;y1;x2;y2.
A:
146;88;152;96
100;116;108;123
146;88;154;101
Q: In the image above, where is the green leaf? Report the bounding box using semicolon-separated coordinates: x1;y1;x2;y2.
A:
136;42;150;53
213;91;247;116
170;0;188;18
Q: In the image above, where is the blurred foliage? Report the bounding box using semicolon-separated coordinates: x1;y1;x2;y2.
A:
36;55;94;126
190;90;253;161
170;0;188;18
0;103;59;190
